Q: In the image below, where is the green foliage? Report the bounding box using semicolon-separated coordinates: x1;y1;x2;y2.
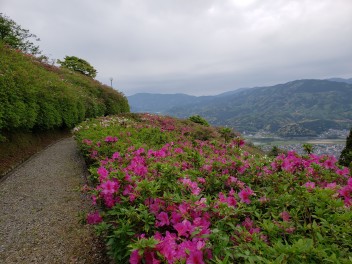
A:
0;42;129;137
0;13;41;55
58;56;97;78
268;146;280;157
188;115;209;126
219;127;236;143
302;143;314;154
339;128;352;167
75;114;352;263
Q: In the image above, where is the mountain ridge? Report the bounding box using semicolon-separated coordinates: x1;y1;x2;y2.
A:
128;78;352;136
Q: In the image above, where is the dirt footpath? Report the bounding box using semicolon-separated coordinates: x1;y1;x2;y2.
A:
0;137;108;263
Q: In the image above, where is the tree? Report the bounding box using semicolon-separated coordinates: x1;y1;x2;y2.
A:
189;115;209;126
58;56;97;78
268;146;280;157
302;143;314;154
339;128;352;167
0;13;41;55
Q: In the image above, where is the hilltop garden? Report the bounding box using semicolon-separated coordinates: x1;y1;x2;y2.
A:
74;114;352;263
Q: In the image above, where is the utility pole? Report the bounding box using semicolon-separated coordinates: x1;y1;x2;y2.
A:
109;77;113;88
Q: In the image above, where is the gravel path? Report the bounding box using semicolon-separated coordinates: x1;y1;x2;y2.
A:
0;137;108;263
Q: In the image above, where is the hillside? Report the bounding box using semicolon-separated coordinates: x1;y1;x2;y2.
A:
74;113;352;263
0;42;130;139
128;93;217;113
129;79;352;136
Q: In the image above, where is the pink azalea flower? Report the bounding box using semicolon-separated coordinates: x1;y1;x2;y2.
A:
104;136;118;143
339;185;352;198
344;196;352;207
112;152;120;160
174;220;193;237
336;167;350;177
186;250;204;264
100;180;119;195
348;177;352;187
145;251;160;264
304;182;316;191
156;232;177;263
325;182;337;190
129;249;141;264
323;157;337;169
238;187;254;204
82;139;92;145
242;217;253;230
87;211;103;225
97;166;109;181
280;211;291;222
156;212;170;227
171;212;183;225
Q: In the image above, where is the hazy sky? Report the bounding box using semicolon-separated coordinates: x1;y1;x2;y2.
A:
1;0;352;95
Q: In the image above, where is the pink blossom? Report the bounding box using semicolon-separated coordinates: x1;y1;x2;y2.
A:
156;212;170;227
348;177;352;187
304;182;316;191
171;212;183;225
104;136;118;143
238;187;254;204
82;139;92;145
186;250;204;264
91;195;97;205
100;180;119;195
123;185;134;196
129;249;141;264
197;177;206;184
155;232;177;263
87;211;103;225
174;148;184;154
97;166;109;181
280;211;291;222
323;157;337;169
336;167;350;177
339;185;352;198
285;227;296;234
112;152;120;160
242;217;253;230
102;193;116;208
145;251;160;264
174;220;193;237
325;182;337;190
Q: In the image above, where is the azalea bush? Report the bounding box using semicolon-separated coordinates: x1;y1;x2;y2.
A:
74;114;352;263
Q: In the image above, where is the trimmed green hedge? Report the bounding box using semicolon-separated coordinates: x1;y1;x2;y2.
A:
0;42;129;137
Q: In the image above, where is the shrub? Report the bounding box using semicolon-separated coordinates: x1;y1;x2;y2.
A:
189;115;209;126
0;42;129;137
75;114;352;263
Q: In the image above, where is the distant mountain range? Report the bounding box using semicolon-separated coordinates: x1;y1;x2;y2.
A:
128;78;352;136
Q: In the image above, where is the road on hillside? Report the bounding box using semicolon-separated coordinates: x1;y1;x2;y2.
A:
0;138;108;263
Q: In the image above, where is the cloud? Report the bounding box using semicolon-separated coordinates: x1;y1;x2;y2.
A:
2;0;352;95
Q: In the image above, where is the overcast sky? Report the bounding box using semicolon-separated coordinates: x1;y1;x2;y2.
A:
1;0;352;96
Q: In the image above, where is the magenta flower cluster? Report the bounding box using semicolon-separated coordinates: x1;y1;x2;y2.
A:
75;114;352;263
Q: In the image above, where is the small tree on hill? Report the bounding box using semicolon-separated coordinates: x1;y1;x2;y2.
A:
303;143;314;155
0;13;41;55
58;56;97;78
339;128;352;167
189;115;209;126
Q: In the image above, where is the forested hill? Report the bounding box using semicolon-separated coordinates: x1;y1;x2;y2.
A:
128;79;352;136
0;42;129;139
